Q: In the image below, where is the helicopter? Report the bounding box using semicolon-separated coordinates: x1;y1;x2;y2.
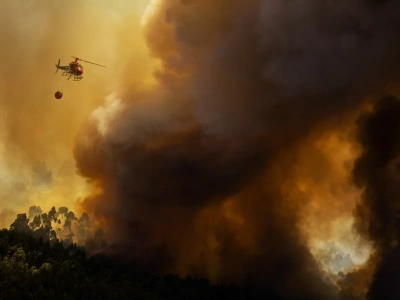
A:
55;56;106;81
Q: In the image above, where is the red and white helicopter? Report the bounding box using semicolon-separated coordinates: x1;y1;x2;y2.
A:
55;56;106;81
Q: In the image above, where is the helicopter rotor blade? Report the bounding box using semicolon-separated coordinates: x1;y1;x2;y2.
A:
71;56;106;68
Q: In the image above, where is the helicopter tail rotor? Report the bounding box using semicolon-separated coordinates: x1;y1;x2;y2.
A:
55;59;60;74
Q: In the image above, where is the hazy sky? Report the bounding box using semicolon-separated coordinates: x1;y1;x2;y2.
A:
0;0;153;227
89;0;150;13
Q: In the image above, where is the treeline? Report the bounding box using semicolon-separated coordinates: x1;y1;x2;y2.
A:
10;205;94;246
0;207;282;299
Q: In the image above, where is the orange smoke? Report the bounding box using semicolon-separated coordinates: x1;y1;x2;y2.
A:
72;0;400;299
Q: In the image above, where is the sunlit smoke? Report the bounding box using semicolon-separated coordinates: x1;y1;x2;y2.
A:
291;125;373;274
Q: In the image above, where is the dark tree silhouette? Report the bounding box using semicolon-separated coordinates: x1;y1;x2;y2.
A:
0;208;283;300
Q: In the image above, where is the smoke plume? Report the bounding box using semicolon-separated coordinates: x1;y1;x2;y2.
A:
72;0;400;298
1;0;399;298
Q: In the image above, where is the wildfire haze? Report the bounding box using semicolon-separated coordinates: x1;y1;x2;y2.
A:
2;0;400;299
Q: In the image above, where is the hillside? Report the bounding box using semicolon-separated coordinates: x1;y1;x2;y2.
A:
0;209;282;300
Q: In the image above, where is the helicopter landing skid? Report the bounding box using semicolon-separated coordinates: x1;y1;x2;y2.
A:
62;72;83;81
72;75;83;81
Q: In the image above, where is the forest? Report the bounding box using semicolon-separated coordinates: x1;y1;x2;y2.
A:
0;206;282;299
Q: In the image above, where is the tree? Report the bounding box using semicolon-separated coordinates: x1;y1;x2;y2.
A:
10;214;30;233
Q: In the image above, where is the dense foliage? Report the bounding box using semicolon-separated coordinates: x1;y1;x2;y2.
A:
0;208;282;299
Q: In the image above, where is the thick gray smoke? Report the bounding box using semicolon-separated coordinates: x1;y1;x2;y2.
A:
73;0;400;299
352;96;400;299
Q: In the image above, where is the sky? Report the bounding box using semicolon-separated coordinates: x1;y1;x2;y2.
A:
0;0;153;226
2;1;400;299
